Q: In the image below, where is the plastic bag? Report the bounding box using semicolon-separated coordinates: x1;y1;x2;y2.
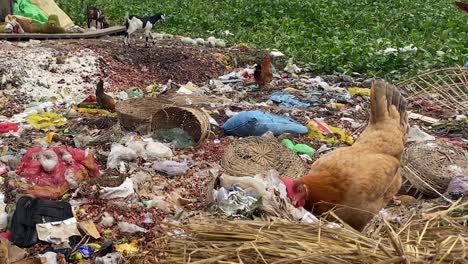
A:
100;178;135;200
0;123;19;133
145;141;173;160
270;92;310;108
155;128;194;148
348;87;371;96
15;146;100;199
78;108;113;116
282;139;315;157
96;253;122;264
408;127;435;143
117;222;147;233
221;110;308;137
143;198;171;212
307;120;353;145
152;160;188;176
25;112;67;130
107;144;137;169
14;0;48;24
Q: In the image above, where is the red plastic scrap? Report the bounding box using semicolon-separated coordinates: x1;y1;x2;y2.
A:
0;123;19;133
15;146;100;199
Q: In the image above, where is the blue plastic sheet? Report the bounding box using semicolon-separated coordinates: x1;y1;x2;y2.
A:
221;110;308;136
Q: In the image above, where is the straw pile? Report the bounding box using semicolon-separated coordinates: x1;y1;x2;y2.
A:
159;201;468;263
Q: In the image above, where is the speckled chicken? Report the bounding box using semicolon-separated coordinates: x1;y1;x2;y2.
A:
95;79;115;111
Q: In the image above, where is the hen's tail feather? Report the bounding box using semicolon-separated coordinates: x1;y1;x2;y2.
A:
370;79;408;129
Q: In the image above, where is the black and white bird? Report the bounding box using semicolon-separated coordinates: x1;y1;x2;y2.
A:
123;13;166;47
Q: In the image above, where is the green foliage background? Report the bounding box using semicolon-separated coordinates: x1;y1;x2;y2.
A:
57;0;467;81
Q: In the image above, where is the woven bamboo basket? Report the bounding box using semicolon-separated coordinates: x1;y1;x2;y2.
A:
115;97;174;132
401;140;468;198
221;136;307;179
397;67;468;113
150;106;211;145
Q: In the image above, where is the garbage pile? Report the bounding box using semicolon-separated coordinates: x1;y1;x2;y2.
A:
0;38;466;263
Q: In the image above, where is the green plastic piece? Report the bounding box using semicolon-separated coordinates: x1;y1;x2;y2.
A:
281;138;315;157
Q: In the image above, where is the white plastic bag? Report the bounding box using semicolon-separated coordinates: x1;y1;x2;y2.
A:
152;160;188;176
118;222;147;233
146;141;173;160
107;144;138;169
127;140;148;160
96;252;122;264
99;178;135;200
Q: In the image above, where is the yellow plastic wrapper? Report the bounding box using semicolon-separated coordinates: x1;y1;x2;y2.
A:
43;132;57;143
348;87;371;96
26;112;67;130
306;121;353;145
114;240;139;255
78;108;115;116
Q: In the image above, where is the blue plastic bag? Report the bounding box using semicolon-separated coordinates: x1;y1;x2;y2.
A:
221;110;308;136
270;92;310;108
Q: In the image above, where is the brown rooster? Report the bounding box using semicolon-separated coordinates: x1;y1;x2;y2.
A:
253;55;273;89
95;79;116;111
455;1;468;12
282;80;408;231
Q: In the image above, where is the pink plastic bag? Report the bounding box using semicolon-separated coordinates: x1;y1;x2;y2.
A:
15;146;100;199
0;123;19;133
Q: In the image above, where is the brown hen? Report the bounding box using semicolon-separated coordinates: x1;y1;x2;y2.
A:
95;79;116;111
253;55;273;89
282;80;408;231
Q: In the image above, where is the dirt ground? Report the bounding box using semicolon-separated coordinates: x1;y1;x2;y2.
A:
36;36;271;92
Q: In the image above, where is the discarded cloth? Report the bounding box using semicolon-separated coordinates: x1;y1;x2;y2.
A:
15;146;100;199
221;110;308;136
270;92;310;108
